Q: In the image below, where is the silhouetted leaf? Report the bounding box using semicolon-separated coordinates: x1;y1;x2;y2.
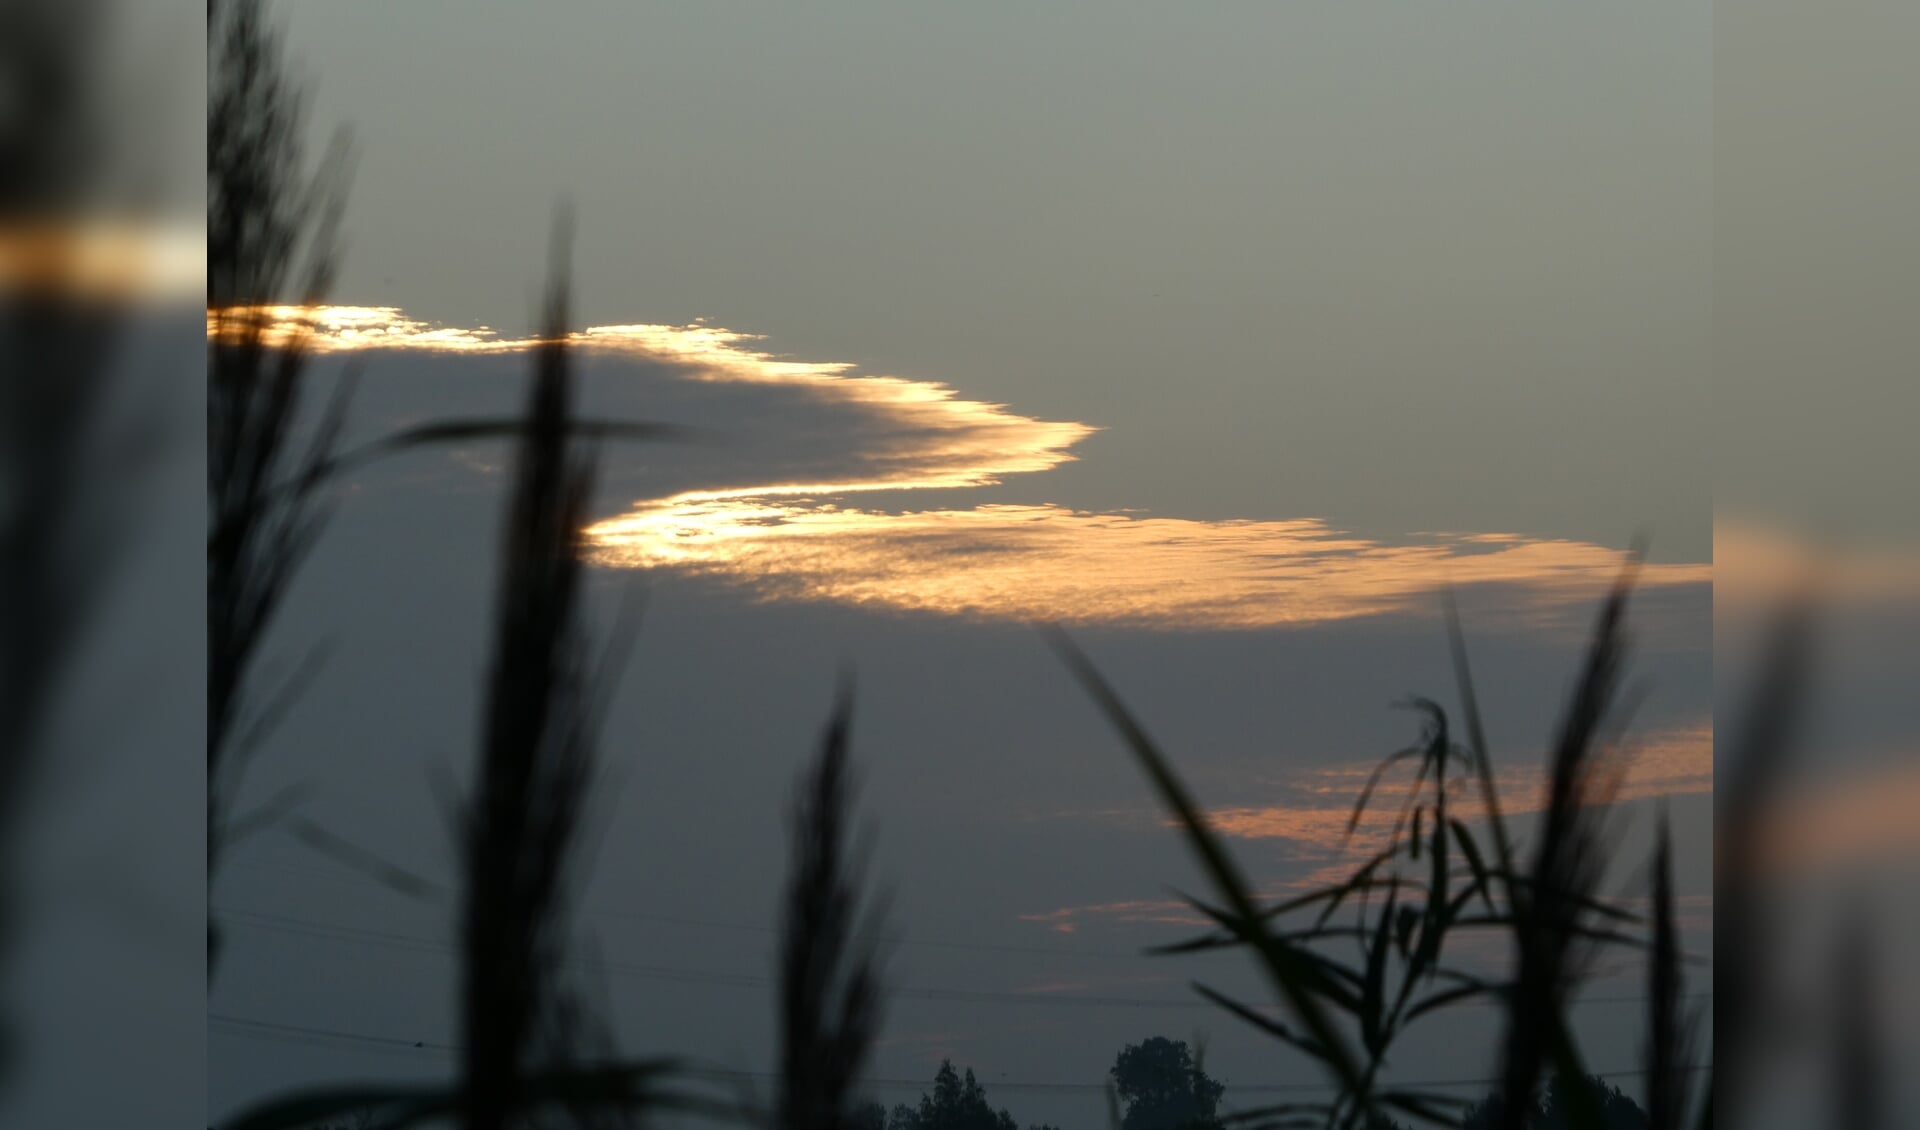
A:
1049;628;1365;1093
1450;819;1496;916
1361;888;1395;1054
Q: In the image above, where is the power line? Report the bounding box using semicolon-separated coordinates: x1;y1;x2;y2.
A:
224;856;1150;962
227;854;1715;973
216;906;1709;1013
210;1012;1710;1095
217;907;1199;1008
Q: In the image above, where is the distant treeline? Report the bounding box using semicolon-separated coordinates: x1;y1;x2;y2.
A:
836;1040;1649;1130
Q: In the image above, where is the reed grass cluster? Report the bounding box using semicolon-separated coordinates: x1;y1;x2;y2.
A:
203;6;1890;1130
1049;562;1715;1130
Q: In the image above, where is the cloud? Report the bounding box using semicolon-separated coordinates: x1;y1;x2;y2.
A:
588;499;1707;629
220;304;1709;630
1717;520;1920;611
1016;900;1210;934
3;218;204;302
1016;724;1713;944
1756;755;1920;877
213;303;1093;499
1201;718;1712;851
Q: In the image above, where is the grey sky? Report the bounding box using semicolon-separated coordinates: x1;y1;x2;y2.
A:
204;342;1712;1125
200;3;1717;1127
281;0;1710;560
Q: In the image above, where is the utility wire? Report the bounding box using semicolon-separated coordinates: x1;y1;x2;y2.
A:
210;1011;1710;1095
226;853;1714;972
215;906;1710;1013
224;855;1152;961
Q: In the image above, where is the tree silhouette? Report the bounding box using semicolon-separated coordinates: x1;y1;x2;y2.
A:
888;1061;1019;1130
1109;1037;1225;1130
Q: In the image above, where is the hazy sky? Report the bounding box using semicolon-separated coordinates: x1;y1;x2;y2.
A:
281;0;1710;560
206;4;1715;1127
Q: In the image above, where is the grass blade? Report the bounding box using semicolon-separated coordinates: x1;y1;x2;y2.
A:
1048;627;1364;1094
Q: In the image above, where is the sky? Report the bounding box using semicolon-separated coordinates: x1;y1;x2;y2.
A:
204;3;1717;1127
279;0;1711;559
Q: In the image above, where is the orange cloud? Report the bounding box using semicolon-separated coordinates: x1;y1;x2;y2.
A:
1017;900;1210;934
587;500;1708;629
215;304;1710;630
4;219;203;301
1199;719;1712;857
1614;721;1715;801
1021;727;1713;946
1758;756;1920;876
1716;521;1920;611
208;304;1093;494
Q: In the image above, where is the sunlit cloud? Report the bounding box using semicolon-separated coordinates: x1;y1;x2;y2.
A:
208;303;1093;494
1016;900;1209;934
205;304;524;352
1716;520;1920;610
1007;975;1179;995
1202;719;1712;854
1758;756;1920;877
588;499;1708;629
1613;720;1716;801
212;304;1710;630
3;218;203;301
1020;723;1713;936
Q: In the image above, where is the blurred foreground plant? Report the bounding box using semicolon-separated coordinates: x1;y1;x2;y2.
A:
219;217;709;1130
1;0;174;1092
206;0;355;968
205;0;680;976
777;686;890;1130
1052;556;1708;1130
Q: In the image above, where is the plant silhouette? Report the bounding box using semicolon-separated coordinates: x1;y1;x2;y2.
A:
779;686;890;1130
1052;558;1687;1130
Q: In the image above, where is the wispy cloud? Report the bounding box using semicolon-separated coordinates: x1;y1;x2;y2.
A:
588;499;1708;629
217;304;1710;630
1021;721;1710;896
1758;755;1920;876
1017;900;1210;934
1201;719;1713;852
1018;725;1713;939
3;218;204;301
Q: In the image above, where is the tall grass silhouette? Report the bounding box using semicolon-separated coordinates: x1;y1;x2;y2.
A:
1050;557;1713;1130
199;8;1912;1129
1706;597;1805;1130
1486;563;1637;1130
457;213;609;1130
0;0;154;1091
205;0;679;976
1641;811;1696;1130
220;219;702;1130
206;0;354;971
778;686;889;1130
